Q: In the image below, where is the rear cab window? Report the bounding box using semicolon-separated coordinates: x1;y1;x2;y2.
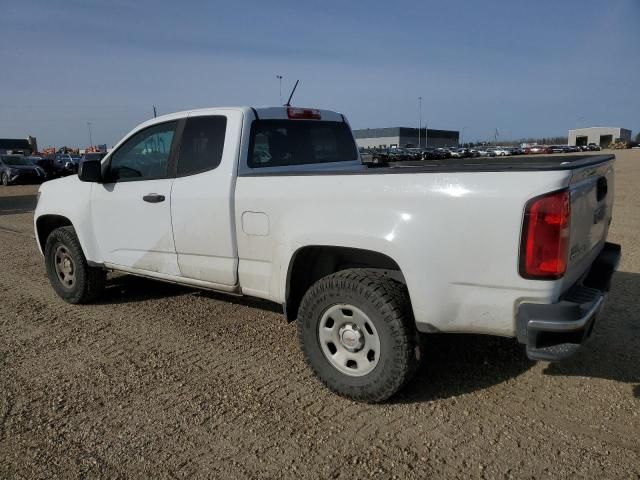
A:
177;116;227;176
248;120;358;168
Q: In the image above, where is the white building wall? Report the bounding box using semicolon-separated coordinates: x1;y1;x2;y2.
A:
568;127;630;147
355;136;401;149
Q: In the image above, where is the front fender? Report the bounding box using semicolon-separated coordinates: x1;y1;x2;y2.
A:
34;177;101;263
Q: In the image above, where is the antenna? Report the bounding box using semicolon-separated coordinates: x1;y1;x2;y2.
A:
153;105;157;118
284;80;299;106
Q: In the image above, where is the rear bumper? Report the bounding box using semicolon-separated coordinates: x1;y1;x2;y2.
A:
516;242;621;361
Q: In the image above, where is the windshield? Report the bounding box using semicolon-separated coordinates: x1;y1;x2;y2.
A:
248;120;358;168
2;156;33;166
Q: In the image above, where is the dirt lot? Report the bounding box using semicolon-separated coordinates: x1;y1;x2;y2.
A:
1;152;639;479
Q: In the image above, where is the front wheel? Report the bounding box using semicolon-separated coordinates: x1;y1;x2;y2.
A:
44;226;106;304
297;269;420;403
1;173;8;186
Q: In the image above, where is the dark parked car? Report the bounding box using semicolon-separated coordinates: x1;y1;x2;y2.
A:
53;153;83;175
27;156;57;179
0;154;47;185
80;151;108;163
588;143;602;151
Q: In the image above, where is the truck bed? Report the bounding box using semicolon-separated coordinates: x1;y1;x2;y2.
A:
376;154;615;173
240;154;615;176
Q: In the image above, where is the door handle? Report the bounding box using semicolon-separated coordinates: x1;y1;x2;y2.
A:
143;193;165;203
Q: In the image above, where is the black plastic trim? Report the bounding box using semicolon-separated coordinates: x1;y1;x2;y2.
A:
166;118;187;178
516;242;621;361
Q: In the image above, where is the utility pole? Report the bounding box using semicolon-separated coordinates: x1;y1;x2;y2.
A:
461;127;467;147
276;75;283;105
418;96;422;148
86;121;93;148
153;105;157;118
425;121;428;148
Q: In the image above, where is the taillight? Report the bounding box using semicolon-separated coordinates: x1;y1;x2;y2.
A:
287;107;321;120
520;189;570;279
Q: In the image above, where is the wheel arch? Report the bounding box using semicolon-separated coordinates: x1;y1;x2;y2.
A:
284;245;407;322
35;214;73;253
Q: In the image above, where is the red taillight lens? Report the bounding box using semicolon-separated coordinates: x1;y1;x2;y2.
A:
287;107;321;120
520;189;570;279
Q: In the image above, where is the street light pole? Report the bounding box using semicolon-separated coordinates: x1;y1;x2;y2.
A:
418;96;422;148
276;75;283;105
86;121;93;148
461;127;467;147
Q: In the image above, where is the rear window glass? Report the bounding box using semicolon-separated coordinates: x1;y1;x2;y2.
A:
248;120;358;168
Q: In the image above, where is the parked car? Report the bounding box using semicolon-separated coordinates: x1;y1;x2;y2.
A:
0;154;47;185
549;145;565;153
53;154;83;175
34;105;621;402
528;145;546;154
28;156;56;179
588;143;602;151
450;148;471;158
492;147;510;156
475;148;496;157
467;149;481;157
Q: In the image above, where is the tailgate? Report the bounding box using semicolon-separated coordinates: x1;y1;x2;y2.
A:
565;157;615;280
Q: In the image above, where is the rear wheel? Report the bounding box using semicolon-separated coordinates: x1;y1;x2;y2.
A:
297;269;420;403
44;226;106;304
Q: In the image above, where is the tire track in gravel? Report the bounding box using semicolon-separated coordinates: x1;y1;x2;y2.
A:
1;227;639;479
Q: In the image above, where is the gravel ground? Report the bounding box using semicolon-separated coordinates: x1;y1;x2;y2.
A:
0;151;639;479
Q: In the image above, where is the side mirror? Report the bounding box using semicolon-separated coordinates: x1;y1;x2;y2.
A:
78;159;102;182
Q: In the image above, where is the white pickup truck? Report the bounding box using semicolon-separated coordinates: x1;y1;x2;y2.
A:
34;106;621;402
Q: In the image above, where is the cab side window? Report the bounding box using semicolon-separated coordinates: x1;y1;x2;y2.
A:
108;121;177;181
176;116;227;176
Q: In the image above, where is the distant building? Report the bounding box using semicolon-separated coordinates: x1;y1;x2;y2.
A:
353;127;459;149
568;127;631;148
0;137;36;155
0;137;38;155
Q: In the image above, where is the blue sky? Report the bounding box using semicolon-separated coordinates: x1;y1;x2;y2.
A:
1;0;638;148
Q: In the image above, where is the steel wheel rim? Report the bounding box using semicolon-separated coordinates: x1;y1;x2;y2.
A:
54;244;76;289
318;304;381;377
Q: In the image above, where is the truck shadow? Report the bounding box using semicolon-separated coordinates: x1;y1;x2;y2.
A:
96;273;282;314
394;334;534;403
396;271;640;403
96;274;193;304
96;270;639;401
541;271;640;398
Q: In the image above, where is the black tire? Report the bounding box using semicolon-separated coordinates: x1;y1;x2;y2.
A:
44;226;106;304
297;269;420;403
1;173;8;186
